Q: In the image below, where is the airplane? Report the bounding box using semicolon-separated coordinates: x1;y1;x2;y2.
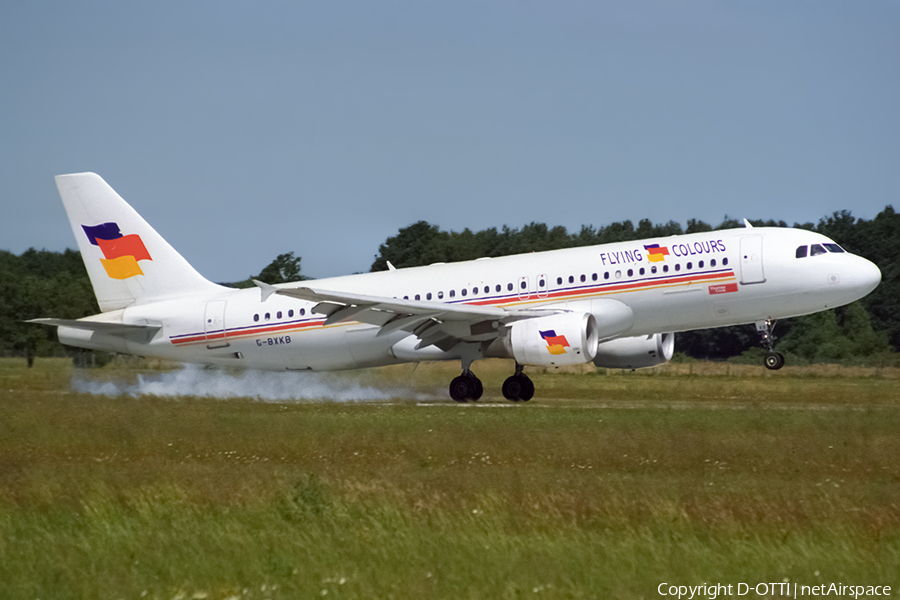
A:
30;172;882;402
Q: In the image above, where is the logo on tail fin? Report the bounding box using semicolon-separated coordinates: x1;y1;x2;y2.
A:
82;222;152;279
539;330;570;355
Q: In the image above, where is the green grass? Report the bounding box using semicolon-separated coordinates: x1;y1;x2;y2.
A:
0;358;899;599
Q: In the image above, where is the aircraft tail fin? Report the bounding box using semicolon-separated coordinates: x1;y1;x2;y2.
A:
55;172;225;312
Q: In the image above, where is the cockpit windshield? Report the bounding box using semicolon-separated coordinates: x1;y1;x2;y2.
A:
795;243;846;258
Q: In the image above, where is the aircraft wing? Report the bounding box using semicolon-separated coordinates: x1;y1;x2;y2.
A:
262;283;563;351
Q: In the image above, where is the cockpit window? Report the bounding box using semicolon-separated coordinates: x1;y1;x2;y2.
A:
810;244;827;256
824;243;845;253
795;246;808;258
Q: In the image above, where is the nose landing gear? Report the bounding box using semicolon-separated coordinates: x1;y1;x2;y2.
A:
756;319;785;370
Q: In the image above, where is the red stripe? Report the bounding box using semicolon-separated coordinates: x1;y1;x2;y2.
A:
170;271;736;346
171;320;326;345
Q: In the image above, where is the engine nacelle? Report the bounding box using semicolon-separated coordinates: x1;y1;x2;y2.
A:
593;332;674;369
506;312;600;366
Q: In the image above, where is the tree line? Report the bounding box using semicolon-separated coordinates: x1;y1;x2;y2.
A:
2;208;896;364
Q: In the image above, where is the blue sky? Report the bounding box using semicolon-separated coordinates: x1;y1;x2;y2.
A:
2;1;898;282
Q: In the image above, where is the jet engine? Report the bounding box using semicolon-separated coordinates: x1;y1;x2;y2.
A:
505;312;600;366
593;332;674;369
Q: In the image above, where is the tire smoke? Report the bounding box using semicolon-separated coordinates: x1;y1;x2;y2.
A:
71;364;436;402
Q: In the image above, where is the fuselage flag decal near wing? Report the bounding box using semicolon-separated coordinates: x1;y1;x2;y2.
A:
31;172;882;402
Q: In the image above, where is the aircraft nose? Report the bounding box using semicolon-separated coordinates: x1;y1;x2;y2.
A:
849;256;881;297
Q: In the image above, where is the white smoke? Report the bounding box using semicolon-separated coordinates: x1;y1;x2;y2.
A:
72;364;439;402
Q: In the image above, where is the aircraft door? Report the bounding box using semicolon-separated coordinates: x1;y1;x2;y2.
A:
517;276;532;301
536;273;549;298
739;236;766;285
204;300;230;349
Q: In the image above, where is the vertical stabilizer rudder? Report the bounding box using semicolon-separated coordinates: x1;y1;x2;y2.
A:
55;172;224;312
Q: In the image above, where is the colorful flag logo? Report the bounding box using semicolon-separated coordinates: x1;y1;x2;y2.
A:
82;222;152;279
540;329;570;355
644;244;670;263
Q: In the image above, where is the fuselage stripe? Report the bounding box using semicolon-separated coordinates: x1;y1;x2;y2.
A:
168;269;737;346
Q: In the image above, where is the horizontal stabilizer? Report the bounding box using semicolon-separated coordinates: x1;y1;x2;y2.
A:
25;319;161;342
27;318;160;336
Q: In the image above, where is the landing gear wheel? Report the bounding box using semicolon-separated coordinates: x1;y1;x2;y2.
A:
764;352;785;370
449;371;483;402
519;376;534;401
468;373;484;401
502;376;522;402
502;373;534;402
449;376;471;402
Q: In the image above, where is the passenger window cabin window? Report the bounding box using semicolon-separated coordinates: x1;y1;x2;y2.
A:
711;259;717;267
254;314;259;322
289;309;294;318
557;277;563;285
507;283;513;291
520;281;526;289
277;311;282;319
615;270;622;279
686;262;692;270
485;286;490;294
472;287;478;295
437;291;444;299
568;275;574;284
723;258;729;266
580;274;586;283
627;269;633;277
604;272;610;280
415;294;421;301
675;264;681;272
300;308;305;316
265;313;271;321
427;292;432;300
651;266;657;274
699;261;704;268
461;289;467;297
639;267;645;275
824;243;845;253
663;265;669;273
539;278;546;288
592;273;597;281
796;246;808;258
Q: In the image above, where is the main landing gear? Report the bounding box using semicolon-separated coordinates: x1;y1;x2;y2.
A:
756;319;785;370
449;370;483;402
447;364;534;403
502;364;534;402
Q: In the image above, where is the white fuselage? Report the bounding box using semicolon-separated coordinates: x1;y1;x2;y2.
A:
93;226;880;372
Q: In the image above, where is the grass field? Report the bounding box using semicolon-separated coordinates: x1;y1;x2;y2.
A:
1;358;898;599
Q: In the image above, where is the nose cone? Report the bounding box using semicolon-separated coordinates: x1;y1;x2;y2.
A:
849;256;881;299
